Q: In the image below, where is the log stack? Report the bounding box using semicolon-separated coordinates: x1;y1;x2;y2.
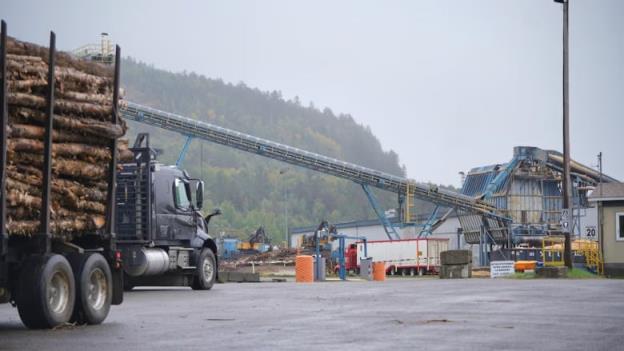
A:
3;37;133;240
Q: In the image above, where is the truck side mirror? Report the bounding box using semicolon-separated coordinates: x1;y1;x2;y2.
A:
205;208;222;224
195;181;204;210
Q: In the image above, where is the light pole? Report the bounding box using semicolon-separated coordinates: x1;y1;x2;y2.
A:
280;168;289;248
554;0;572;268
597;152;603;197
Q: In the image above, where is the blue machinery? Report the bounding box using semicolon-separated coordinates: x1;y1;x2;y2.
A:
334;234;367;280
361;184;400;240
313;227;367;281
175;135;193;167
121;101;510;240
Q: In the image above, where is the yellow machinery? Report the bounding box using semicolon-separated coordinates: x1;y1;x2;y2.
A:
542;236;565;267
237;227;271;253
542;236;604;274
573;240;604;275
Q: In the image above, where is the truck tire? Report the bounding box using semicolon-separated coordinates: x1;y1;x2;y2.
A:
71;253;112;325
16;255;76;329
192;249;216;290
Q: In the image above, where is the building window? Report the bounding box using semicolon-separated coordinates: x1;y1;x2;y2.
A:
617;212;624;241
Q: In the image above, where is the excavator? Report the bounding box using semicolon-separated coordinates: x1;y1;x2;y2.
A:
237;226;272;254
300;221;336;251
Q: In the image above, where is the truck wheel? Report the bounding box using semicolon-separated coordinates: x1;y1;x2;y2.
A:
192;249;216;290
16;255;75;329
71;253;112;325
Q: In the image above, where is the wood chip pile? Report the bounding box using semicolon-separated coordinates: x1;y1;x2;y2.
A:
3;37;133;240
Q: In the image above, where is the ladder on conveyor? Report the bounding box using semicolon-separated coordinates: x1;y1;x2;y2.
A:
120;102;509;238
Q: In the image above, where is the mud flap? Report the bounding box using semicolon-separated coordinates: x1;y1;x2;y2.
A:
111;268;124;305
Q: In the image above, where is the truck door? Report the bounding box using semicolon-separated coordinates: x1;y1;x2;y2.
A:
154;174;196;241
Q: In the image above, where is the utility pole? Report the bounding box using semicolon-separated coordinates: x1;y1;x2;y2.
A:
280;168;289;248
555;0;573;268
597;152;603;197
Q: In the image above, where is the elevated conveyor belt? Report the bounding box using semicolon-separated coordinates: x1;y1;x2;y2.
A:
120;102;508;222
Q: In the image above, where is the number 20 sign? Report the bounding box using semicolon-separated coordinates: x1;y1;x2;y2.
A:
585;226;597;238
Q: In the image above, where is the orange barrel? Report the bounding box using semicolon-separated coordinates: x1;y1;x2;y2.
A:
295;255;314;283
372;262;386;281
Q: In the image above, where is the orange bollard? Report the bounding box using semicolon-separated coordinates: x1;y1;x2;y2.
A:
295;255;314;283
372;261;386;281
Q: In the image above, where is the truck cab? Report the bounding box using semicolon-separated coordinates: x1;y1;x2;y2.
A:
116;134;220;290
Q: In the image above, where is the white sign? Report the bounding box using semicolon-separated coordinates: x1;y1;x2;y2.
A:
560;208;571;233
490;260;515;278
584;226;597;239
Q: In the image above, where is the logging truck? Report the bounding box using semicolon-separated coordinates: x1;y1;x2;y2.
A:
116;133;220;291
0;25;125;328
0;26;220;328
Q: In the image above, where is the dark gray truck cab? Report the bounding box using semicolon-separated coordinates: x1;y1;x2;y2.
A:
116;134;219;290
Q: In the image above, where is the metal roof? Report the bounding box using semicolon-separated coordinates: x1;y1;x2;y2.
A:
588;183;624;202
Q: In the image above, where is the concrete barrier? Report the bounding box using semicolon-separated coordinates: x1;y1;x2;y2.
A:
440;250;472;279
440;250;472;265
218;271;261;283
536;266;568;278
440;263;472;279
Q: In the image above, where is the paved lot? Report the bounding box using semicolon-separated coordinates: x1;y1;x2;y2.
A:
1;278;623;351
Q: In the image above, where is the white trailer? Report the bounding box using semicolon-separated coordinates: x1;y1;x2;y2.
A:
356;238;449;275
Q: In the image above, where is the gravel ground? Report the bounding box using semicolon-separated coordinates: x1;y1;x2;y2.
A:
1;278;623;351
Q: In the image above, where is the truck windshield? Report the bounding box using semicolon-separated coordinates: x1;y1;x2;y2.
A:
174;178;191;210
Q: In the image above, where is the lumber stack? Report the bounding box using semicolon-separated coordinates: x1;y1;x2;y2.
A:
3;37;132;240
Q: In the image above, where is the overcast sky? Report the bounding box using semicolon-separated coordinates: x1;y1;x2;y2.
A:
3;0;623;186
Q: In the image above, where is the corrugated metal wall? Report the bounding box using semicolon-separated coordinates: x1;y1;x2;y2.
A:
459;159;569;244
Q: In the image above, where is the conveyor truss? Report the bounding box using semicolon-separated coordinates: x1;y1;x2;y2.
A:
120;102;511;240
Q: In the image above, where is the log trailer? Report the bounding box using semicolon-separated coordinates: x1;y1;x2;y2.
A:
0;24;124;328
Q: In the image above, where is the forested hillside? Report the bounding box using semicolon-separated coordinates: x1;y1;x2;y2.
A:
121;58;432;243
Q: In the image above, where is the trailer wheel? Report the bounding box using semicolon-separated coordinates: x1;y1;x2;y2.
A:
192;249;216;290
71;253;112;325
16;255;76;329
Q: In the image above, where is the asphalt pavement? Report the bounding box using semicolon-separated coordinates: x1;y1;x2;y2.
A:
1;278;623;351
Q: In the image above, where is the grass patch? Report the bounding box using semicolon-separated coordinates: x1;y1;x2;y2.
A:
567;268;599;279
504;268;599;279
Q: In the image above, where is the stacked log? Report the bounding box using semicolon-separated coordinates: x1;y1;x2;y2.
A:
3;37;133;240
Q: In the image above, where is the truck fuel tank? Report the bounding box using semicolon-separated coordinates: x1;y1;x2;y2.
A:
122;247;170;277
